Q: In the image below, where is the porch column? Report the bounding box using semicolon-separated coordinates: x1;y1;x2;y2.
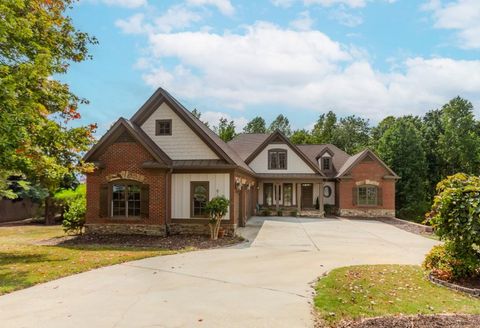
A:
275;183;280;211
319;181;325;218
297;183;301;212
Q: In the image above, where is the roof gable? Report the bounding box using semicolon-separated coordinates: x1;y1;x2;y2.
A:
245;131;324;175
336;149;399;179
83;118;171;167
130;88;253;174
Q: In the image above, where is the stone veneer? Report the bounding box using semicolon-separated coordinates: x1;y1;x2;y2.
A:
168;223;236;236
338;208;396;217
85;223;166;236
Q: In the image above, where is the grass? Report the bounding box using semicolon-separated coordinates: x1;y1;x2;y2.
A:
314;265;480;326
0;225;184;295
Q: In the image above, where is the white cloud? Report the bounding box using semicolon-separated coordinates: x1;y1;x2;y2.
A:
304;0;368;8
329;6;363;26
101;0;147;8
289;11;314;31
115;13;146;34
116;5;202;34
186;0;235;16
200;111;248;132
135;22;480;120
271;0;296;8
424;0;480;49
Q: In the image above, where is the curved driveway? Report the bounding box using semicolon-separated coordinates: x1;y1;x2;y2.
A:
0;217;438;328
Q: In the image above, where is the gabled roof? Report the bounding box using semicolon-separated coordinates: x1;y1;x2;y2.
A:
336;148;399;179
296;144;350;178
83;118;171;167
242;131;325;176
227;133;271;161
128;88;253;174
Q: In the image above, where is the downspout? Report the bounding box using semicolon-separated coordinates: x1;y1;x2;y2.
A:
165;168;173;236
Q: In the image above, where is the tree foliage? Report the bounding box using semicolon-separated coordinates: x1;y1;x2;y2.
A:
243;116;267;133
376;118;429;221
214;117;236;142
0;0;97;220
206;195;230;240
269;114;292;136
425;173;480;279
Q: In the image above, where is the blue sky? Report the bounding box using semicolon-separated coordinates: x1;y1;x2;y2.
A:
65;0;480;134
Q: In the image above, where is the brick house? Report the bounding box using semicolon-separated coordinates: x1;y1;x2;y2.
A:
83;88;399;236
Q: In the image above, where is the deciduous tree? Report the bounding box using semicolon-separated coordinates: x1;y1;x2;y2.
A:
0;0;97;222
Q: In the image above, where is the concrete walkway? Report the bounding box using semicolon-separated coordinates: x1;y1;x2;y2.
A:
0;217;439;328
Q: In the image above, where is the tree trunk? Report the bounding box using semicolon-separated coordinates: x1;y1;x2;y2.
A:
44;196;55;225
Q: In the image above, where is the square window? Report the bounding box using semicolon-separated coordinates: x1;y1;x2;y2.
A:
156;120;172;136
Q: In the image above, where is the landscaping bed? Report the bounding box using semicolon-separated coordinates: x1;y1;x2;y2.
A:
44;233;243;249
314;265;480;327
335;314;480;328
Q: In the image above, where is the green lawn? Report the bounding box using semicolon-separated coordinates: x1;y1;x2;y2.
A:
0;225;182;295
314;265;480;326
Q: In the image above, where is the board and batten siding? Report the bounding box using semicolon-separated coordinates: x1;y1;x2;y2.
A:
249;144;315;174
141;102;219;160
171;173;230;219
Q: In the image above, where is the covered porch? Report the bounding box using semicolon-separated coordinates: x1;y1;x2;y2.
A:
256;174;325;217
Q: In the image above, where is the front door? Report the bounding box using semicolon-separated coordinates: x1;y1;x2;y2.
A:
301;183;313;209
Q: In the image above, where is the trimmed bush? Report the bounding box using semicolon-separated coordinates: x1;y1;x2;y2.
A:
62;196;86;235
425;173;480;279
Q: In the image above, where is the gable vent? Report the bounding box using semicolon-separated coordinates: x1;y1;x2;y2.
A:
114;130;135;143
361;154;375;163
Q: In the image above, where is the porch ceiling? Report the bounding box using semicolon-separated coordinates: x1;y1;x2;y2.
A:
256;173;325;180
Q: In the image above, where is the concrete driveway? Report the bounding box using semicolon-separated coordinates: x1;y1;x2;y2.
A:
0;217;438;328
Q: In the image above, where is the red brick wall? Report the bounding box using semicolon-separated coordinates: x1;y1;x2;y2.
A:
86;141;167;225
338;160;395;211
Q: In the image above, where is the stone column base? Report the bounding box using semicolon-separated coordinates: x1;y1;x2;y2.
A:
168;223;236;236
338;208;395;217
85;224;166;236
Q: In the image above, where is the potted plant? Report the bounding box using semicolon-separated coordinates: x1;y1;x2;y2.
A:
218;227;226;238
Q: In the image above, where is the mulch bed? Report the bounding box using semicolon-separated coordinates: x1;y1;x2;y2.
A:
334;314;480;328
375;217;433;237
37;233;244;250
453;277;480;290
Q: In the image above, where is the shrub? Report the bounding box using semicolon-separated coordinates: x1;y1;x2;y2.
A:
425;173;480;279
423;243;479;281
62;196;86;235
324;204;336;215
290;209;298;217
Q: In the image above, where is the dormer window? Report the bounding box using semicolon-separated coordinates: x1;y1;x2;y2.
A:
268;149;287;169
322;157;331;171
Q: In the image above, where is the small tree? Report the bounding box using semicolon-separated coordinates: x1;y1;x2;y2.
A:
424;173;480;279
62;196;86;235
206;196;230;240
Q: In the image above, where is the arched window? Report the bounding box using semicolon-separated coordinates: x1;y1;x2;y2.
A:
357;185;378;206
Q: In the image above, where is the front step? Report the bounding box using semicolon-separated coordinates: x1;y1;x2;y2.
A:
299;210;325;218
